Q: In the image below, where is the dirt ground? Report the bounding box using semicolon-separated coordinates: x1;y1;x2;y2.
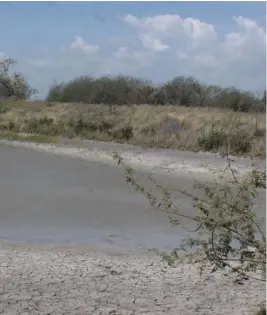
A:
0;243;265;315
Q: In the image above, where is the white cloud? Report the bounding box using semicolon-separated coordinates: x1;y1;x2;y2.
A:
114;15;177;68
14;14;265;98
182;18;217;41
138;33;169;52
115;46;130;59
122;14;217;40
119;14;218;69
70;36;99;54
122;14;180;33
120;14;265;90
234;16;263;32
122;14;141;27
222;16;265;60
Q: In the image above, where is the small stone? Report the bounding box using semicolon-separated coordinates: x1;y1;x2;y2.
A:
185;302;196;309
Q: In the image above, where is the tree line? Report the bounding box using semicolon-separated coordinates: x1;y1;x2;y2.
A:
45;75;267;112
0;58;266;112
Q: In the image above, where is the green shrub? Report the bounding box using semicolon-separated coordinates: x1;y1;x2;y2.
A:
213;88;258;112
112;125;133;140
197;124;254;155
229;130;252;154
46;83;65;102
197;126;226;151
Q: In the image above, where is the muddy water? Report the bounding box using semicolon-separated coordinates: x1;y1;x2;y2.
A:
0;144;265;252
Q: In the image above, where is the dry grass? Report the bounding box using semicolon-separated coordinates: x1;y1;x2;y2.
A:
0;100;265;157
0;131;58;144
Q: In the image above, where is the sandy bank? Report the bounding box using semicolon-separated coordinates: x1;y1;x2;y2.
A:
0;139;264;182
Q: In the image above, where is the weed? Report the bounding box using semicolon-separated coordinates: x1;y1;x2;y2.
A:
254;128;266;138
0;101;8;114
112;125;133;140
229;130;252;154
197;125;226;151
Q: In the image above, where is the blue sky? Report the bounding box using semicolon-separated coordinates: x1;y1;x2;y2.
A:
0;1;266;99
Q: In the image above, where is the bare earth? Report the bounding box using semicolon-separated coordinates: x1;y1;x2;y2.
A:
0;140;265;314
0;242;265;315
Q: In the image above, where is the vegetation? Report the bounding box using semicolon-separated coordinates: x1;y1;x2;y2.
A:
0;59;265;157
0;59;36;100
46;75;266;112
113;122;266;285
0;131;57;144
0;101;265;156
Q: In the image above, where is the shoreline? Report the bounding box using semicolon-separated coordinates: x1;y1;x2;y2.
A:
0;138;264;182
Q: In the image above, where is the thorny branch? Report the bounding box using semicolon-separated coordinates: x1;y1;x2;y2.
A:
113;121;266;282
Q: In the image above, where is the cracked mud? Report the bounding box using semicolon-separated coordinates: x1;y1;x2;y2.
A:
0;245;265;315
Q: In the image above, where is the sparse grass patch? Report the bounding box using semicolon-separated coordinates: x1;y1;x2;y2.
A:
0;131;58;144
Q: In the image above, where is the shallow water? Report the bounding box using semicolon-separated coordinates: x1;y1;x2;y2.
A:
0;144;265;252
0;144;190;251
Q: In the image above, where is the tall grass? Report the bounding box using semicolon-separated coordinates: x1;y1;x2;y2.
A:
0;102;265;157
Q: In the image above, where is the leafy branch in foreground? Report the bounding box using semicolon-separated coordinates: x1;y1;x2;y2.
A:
113;122;266;282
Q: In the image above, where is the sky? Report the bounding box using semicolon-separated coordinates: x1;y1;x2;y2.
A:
0;1;266;99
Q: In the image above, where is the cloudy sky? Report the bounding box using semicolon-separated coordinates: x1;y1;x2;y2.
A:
0;1;266;99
